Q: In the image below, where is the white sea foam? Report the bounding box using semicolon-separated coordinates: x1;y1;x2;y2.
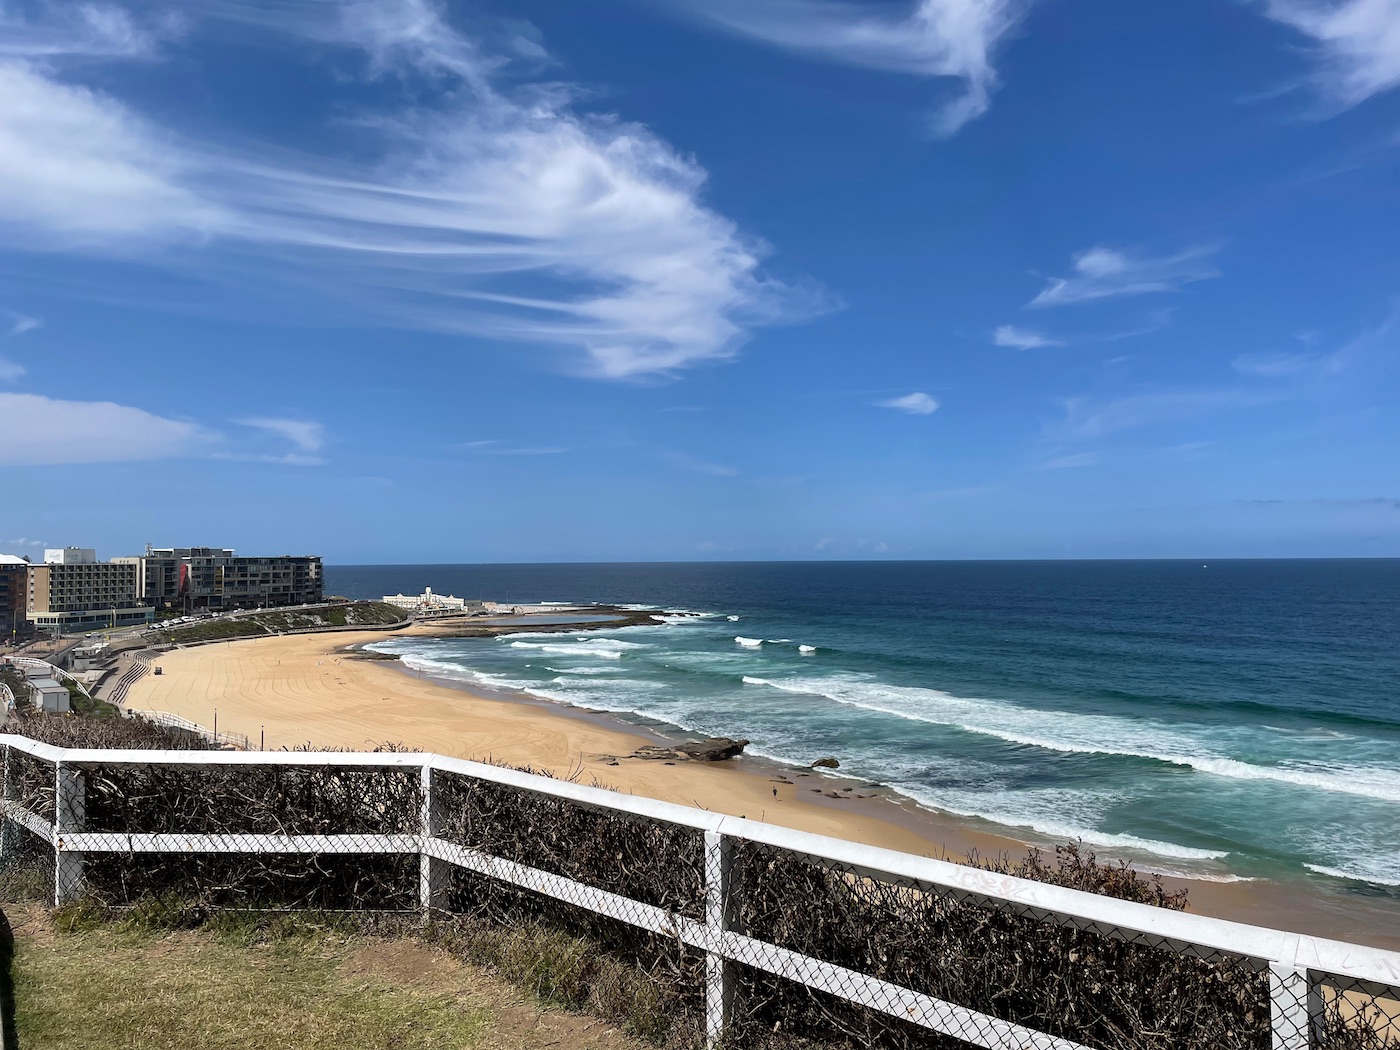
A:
508;638;647;661
916;788;1230;861
741;676;772;686
652;614;696;624
960;724;1400;804
727;615;740;622
1141;868;1258;884
1304;864;1400;888
543;665;616;676
798;645;817;654
760;673;1400;805
397;653;535;696
767;639;792;644
735;636;763;648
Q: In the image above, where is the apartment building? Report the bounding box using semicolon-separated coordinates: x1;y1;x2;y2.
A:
135;547;323;612
0;555;29;641
26;557;154;634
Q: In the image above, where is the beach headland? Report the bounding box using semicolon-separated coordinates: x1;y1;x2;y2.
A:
120;615;1400;950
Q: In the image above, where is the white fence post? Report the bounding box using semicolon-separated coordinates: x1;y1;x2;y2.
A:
53;761;86;906
419;762;447;913
1270;961;1314;1050
704;829;735;1049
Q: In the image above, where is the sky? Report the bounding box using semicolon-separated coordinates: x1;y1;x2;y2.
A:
1;0;1398;563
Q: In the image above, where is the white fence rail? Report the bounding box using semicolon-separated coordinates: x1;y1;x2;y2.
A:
133;710;250;750
1;733;1396;1050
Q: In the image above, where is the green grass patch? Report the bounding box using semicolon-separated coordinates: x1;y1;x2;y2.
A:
13;914;493;1050
156;602;405;645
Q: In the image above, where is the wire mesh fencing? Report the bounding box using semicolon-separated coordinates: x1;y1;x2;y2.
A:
1;731;1397;1050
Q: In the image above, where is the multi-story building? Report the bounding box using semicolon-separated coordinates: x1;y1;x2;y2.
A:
134;547;323;612
0;555;30;641
26;557;154;634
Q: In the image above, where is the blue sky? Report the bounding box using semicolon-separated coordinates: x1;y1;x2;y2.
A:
1;0;1398;563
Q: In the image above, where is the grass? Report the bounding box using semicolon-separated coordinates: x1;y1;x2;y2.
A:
8;905;644;1050
156;602;405;645
425;915;689;1047
67;683;117;719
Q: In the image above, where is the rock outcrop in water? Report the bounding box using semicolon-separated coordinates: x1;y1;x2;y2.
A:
631;737;749;762
811;756;840;769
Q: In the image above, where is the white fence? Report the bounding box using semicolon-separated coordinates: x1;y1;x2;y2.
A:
132;710;251;751
1;732;1397;1050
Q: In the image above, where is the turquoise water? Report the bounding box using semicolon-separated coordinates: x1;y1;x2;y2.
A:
331;561;1400;891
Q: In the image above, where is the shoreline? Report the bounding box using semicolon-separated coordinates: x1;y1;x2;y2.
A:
121;623;1400;949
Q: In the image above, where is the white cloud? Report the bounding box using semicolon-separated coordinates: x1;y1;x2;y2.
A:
1262;0;1400;109
1029;246;1220;307
993;324;1061;349
214;451;325;466
1231;351;1316;376
0;62;221;245
458;439;568;455
0;357;23;382
1038;451;1098;470
0;2;179;60
879;391;940;414
236;417;325;453
4;310;40;338
664;0;1030;135
0;0;816;379
0;391;206;465
658;449;740;476
1050;388;1271;441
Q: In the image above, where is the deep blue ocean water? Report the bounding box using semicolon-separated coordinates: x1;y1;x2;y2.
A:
327;561;1400;890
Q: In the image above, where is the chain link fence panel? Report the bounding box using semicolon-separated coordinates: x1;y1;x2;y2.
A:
1;730;1397;1050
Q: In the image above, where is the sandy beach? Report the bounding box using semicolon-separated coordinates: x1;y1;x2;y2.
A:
120;626;1400;949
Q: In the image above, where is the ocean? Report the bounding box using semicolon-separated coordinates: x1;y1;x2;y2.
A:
326;560;1400;893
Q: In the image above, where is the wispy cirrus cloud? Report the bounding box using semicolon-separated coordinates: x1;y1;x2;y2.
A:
223;417;327;465
1049;388;1273;442
878;391;940;414
1260;0;1400;111
1038;451;1099;470
993;324;1061;349
0;2;181;60
0;0;820;379
1029;246;1220;307
457;439;570;456
1231;351;1318;376
661;0;1032;136
992;310;1173;351
658;449;739;476
236;417;325;454
3;309;40;339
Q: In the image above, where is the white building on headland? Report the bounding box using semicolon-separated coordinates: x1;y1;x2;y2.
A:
382;587;481;614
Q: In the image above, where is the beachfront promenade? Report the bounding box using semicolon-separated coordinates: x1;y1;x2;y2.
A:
3;732;1397;1049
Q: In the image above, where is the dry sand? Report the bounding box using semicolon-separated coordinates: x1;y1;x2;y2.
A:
120;627;1400;949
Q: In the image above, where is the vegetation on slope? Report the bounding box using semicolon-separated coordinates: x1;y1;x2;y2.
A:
155;601;405;644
